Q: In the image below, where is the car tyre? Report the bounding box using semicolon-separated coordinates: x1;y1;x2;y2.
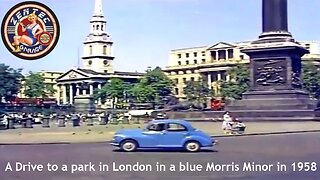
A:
120;140;138;152
184;141;200;152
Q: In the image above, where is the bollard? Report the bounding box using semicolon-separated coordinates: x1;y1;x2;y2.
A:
42;116;50;128
86;115;94;126
71;115;80;127
122;116;129;124
25;118;33;128
99;115;107;125
8;117;15;129
58;115;66;127
133;116;140;124
109;114;118;125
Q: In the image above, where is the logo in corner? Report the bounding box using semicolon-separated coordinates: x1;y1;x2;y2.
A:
1;1;60;60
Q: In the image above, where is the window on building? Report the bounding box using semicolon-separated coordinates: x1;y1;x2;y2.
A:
183;78;187;83
194;52;197;57
194;60;197;64
51;73;54;76
186;53;189;58
221;71;227;81
202;51;206;56
178;61;181;65
103;45;107;55
104;70;108;73
88;60;92;65
191;70;195;73
97;25;99;30
174;78;179;84
89;45;92;55
178;54;181;58
174;88;179;95
211;51;216;60
191;77;195;81
202;59;206;63
228;49;234;59
93;25;95;31
101;25;104;31
186;60;189;65
218;50;226;60
240;55;244;60
212;73;218;81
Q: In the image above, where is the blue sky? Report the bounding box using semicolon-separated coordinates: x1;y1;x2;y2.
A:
0;0;319;74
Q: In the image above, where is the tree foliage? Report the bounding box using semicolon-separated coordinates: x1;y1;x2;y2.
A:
23;72;46;98
220;64;250;100
94;78;126;107
0;64;23;101
137;67;173;101
183;78;213;104
302;62;320;99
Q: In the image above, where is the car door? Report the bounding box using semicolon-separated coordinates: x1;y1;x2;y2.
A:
158;123;188;147
140;123;165;147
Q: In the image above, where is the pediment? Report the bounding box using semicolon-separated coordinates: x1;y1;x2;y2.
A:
56;69;90;81
207;42;236;50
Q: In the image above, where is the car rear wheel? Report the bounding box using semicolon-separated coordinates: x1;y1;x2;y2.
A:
120;140;138;152
184;141;200;152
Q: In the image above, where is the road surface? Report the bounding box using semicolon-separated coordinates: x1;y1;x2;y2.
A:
0;132;319;180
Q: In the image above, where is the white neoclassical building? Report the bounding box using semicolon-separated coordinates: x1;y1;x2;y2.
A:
56;0;144;105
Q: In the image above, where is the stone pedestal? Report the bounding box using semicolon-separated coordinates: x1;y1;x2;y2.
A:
227;41;319;121
74;95;96;114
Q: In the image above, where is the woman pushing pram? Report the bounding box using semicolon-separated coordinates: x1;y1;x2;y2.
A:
222;111;246;135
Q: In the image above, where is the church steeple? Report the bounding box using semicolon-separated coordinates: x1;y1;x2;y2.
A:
82;0;114;73
93;0;104;17
90;0;107;36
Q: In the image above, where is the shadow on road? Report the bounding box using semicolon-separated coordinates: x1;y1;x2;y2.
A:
112;149;218;153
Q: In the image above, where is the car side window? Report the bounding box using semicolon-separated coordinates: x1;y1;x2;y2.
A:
167;123;187;132
147;123;166;131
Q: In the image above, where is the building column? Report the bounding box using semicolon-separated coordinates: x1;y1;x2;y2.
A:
226;74;231;82
76;85;80;96
207;73;212;89
225;50;228;60
217;72;222;81
215;51;218;61
90;84;94;95
98;83;102;105
56;85;61;105
69;84;73;104
62;85;67;104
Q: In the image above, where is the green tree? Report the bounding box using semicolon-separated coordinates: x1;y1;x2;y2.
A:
23;72;46;98
183;78;213;106
94;78;126;108
136;67;174;102
220;63;250;100
129;83;155;103
45;84;56;97
302;62;320;99
0;64;23;101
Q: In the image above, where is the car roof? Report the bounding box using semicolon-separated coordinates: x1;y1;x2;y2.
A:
149;119;192;127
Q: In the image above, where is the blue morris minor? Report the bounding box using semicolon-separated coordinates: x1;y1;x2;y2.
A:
111;120;217;152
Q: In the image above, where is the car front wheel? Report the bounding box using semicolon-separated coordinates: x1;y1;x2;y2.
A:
120;140;138;152
184;141;200;152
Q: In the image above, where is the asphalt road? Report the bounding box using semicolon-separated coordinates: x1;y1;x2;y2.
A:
0;133;319;180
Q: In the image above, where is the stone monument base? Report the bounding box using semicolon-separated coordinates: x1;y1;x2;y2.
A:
74;95;96;114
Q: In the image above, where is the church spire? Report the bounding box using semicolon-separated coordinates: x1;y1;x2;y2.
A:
93;0;104;17
89;0;108;35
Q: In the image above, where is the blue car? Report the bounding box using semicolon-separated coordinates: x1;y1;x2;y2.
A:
110;119;217;152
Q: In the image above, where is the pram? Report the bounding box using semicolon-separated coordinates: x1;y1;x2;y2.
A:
223;119;246;135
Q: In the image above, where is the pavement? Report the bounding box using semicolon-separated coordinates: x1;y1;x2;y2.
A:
0;121;320;144
0;132;319;180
